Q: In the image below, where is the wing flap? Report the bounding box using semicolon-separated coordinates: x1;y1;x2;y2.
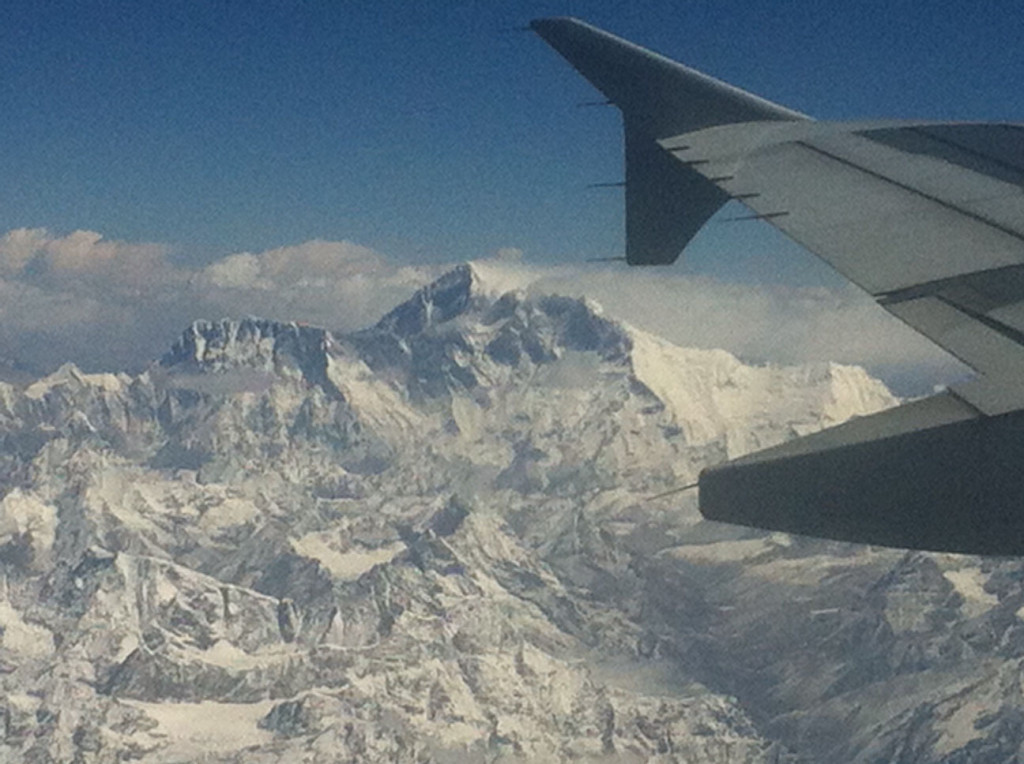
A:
884;296;1024;413
988;301;1024;333
961;193;1024;234
865;124;1024;189
814;131;1023;205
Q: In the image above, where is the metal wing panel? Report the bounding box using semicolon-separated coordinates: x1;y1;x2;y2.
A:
884;296;1024;413
659;119;944;164
810;131;1024;206
961;194;1024;235
661;120;1024;397
864;124;1024;190
699;397;1024;555
721;140;1024;293
987;301;1024;333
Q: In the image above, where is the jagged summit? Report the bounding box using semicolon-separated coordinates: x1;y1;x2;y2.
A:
367;261;544;338
362;262;626;349
158;317;334;392
157;264;624;382
370;263;483;338
139;268;896;460
142;264;631;406
347;264;636;401
162;318;329;370
22;362;128;400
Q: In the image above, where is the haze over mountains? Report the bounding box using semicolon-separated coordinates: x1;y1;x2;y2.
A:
0;264;1018;762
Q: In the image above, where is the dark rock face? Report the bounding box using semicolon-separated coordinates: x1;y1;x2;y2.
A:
162;317;331;387
0;264;946;763
374;263;478;337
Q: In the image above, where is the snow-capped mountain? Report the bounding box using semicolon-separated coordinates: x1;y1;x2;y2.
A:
1;263;1016;762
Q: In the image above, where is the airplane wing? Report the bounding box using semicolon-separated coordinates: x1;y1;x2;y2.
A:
531;17;1024;555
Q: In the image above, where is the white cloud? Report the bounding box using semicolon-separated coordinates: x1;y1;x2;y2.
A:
0;229;437;375
0;228;49;273
0;228;965;395
200;239;389;291
204;253;263;290
538;269;937;369
0;227;173;290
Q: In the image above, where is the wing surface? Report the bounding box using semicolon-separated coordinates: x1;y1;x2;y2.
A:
660;120;1024;415
532;17;1024;554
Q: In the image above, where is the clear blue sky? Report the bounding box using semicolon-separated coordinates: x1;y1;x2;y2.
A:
2;0;1022;283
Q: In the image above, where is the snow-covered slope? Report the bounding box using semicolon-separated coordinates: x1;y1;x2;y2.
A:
2;263;1012;763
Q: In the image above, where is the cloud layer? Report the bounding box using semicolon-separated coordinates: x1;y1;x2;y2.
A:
0;228;962;394
0;229;438;376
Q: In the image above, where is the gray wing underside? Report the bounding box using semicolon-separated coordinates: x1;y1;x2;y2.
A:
532;17;1024;554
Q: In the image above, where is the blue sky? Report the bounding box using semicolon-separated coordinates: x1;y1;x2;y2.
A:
0;0;1017;387
2;0;1022;279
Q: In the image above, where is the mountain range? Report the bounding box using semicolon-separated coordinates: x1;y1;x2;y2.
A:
1;263;1019;763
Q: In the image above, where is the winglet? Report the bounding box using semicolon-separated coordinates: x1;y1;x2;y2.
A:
530;17;807;266
529;17;806;139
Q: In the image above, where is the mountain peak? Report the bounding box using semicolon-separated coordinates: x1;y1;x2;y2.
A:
463;259;534;299
371;264;479;338
159;318;334;391
370;262;537;338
